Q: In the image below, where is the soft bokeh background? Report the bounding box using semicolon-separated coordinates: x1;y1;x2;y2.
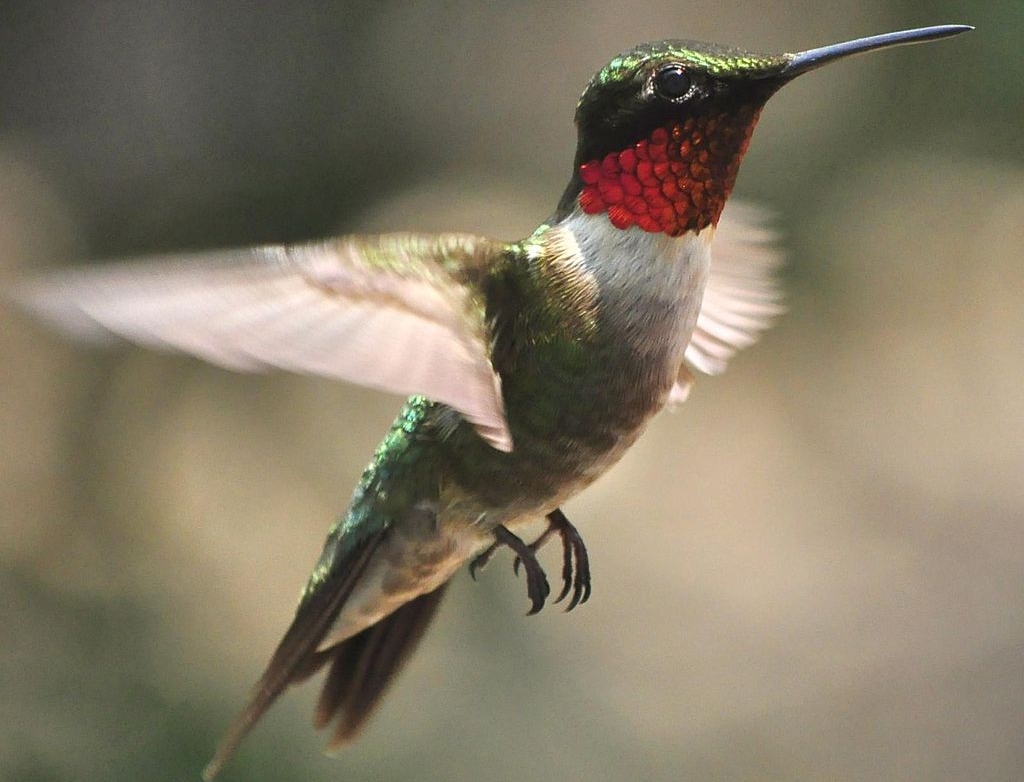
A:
1;2;1020;781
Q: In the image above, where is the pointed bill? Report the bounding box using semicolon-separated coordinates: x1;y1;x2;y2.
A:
16;233;513;450
672;23;973;398
781;25;973;78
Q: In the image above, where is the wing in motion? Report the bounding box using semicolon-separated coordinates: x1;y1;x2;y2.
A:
16;233;513;450
670;204;785;403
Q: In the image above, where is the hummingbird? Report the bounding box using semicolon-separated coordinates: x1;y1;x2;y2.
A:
15;24;970;778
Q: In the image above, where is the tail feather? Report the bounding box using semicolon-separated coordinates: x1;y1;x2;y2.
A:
202;530;386;781
316;582;450;749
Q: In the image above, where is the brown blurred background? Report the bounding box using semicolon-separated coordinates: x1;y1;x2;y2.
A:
1;2;1021;781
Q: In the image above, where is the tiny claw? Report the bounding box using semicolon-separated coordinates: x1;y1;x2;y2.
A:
493;525;550;614
543;509;591;612
469;542;499;581
565;524;591;611
554;532;574;604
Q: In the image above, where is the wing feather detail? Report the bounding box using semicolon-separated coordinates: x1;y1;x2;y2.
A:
16;233;512;450
674;204;784;395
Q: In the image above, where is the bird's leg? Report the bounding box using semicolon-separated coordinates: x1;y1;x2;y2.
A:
468;524;551;614
513;509;591;611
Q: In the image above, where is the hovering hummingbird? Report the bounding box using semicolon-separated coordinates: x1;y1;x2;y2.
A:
16;24;970;778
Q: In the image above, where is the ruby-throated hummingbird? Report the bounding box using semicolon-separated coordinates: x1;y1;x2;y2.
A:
15;24;970;778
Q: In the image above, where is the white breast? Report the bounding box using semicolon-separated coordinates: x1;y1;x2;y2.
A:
561;208;713;378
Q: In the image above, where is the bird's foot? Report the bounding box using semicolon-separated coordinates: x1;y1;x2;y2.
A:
470;525;550;614
513;509;591;611
467;509;591;614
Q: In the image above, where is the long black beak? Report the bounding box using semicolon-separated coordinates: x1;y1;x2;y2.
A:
781;25;973;78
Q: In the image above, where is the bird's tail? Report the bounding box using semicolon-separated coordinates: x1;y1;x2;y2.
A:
311;582;449;749
202;527;449;780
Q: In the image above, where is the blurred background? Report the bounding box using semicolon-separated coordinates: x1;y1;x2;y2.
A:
1;1;1021;780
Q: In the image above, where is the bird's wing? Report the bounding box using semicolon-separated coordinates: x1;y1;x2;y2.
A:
669;204;784;404
16;233;513;450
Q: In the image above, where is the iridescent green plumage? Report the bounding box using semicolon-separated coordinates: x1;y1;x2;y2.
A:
303;396;439;601
593;40;790;87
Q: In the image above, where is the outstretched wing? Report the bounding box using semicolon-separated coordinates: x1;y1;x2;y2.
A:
670;204;784;403
16;233;513;450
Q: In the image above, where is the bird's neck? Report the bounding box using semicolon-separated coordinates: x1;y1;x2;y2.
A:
557;106;765;236
547;207;713;352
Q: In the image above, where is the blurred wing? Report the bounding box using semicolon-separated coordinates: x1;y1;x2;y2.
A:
17;233;513;450
670;204;785;403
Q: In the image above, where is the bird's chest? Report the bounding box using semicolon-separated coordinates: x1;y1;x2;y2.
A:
553;212;711;421
478;217;709;496
440;214;711;521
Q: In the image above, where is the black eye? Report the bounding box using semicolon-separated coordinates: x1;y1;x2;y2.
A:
654;64;691;99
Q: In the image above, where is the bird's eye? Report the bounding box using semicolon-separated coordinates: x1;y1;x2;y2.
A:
654;64;691;99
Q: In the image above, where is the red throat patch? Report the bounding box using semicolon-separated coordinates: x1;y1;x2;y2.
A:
578;104;762;236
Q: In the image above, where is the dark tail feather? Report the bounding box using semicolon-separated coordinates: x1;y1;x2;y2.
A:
314;582;450;749
202;531;386;781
